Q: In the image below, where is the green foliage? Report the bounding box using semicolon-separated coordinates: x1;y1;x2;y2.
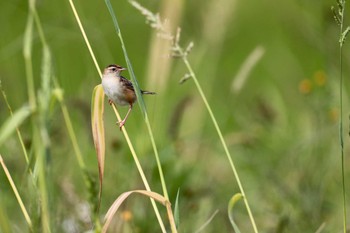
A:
0;0;347;232
227;193;243;233
332;0;348;232
0;104;33;147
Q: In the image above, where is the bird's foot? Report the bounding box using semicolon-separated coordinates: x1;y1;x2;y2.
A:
116;120;126;130
108;99;113;105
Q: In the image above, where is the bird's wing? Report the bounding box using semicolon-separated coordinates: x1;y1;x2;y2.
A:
120;76;134;92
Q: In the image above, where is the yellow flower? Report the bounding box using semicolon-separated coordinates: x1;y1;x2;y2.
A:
313;70;326;86
299;79;312;94
121;210;133;222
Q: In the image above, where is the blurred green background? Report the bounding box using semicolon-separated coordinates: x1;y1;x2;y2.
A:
1;0;349;232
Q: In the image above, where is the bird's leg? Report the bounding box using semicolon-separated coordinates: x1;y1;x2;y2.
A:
117;104;133;130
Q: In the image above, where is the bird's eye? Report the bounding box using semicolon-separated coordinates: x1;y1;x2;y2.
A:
111;68;116;72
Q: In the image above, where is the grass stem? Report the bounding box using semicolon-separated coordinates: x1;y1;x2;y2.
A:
67;0;167;231
0;155;33;230
333;1;348;231
181;53;258;233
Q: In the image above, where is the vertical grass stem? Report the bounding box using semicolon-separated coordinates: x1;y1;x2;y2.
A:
180;48;258;233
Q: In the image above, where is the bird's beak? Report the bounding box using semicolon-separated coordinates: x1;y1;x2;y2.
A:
121;67;127;71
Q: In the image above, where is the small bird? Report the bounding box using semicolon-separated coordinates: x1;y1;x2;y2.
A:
102;64;156;129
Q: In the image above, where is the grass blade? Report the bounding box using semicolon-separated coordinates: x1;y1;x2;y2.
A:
105;0;169;202
0;155;32;230
231;46;265;93
102;190;168;233
67;0;167;231
332;1;348;232
194;210;219;233
0;105;32;146
91;84;106;209
103;1;172;232
0;82;31;165
227;193;243;233
23;0;36;109
174;189;180;228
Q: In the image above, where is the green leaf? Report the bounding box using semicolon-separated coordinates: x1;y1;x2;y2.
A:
194;210;219;233
0;105;33;147
91;84;105;210
227;193;243;233
174;188;180;228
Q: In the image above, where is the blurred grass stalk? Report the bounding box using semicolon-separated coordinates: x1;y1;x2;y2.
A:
23;0;97;231
68;0;168;231
24;0;51;231
331;0;348;232
145;0;184;145
0;84;33;157
180;50;258;233
0;155;33;230
104;0;175;230
231;46;265;94
145;0;184;91
130;1;258;232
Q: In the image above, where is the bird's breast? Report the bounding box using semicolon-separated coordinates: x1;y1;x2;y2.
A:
102;76;136;106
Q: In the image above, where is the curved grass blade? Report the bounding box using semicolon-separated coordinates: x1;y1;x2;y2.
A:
102;190;169;233
194;210;219;233
91;84;105;209
227;193;243;233
1;82;31;165
231;46;265;93
0;105;32;147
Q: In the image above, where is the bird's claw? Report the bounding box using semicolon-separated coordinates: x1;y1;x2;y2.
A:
108;99;113;105
116;120;126;130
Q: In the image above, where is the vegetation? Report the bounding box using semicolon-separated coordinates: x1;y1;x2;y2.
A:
0;0;348;232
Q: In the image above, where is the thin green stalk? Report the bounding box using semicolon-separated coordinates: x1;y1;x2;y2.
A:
68;0;101;77
333;1;348;231
60;100;86;170
104;1;173;230
24;0;49;232
339;41;347;233
31;0;99;228
111;105;167;233
129;2;256;231
180;51;258;233
104;2;174;229
104;0;170;202
27;0;53;231
36;140;51;233
0;83;31;166
23;3;36;110
67;0;167;231
0;155;33;231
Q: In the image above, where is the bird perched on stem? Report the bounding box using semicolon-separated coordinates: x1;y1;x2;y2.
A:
102;64;156;129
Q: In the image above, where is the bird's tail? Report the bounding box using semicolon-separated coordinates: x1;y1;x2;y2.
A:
141;90;156;95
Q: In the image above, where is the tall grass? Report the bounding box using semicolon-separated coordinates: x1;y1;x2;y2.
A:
332;1;348;232
0;0;348;232
68;0;173;231
130;2;258;232
1;0;98;231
